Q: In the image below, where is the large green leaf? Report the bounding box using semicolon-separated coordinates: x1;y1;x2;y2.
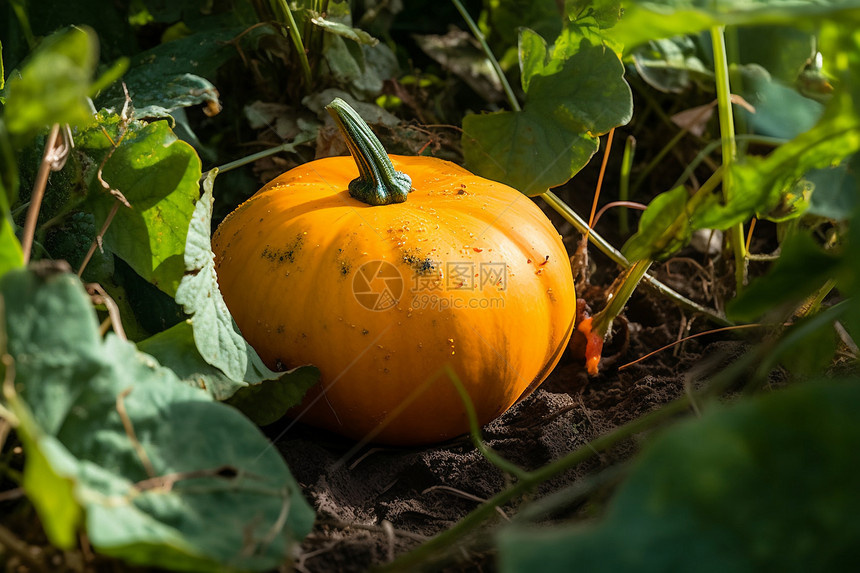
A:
77;112;201;297
142;170;319;420
1;267;315;571
498;380;860;572
464;26;631;195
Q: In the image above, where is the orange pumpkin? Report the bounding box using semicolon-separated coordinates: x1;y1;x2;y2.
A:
212;99;576;445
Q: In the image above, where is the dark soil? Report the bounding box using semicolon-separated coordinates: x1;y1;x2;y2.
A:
271;271;744;572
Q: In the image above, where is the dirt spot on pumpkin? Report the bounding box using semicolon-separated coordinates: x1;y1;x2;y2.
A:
261;233;304;265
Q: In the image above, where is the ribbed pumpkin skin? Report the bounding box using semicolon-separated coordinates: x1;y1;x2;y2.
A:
213;155;576;445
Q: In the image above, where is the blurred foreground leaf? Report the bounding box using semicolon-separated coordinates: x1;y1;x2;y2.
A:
3;26;126;141
1;267;314;570
499;380;860;572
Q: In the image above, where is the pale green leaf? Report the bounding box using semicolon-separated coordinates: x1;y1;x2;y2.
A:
157;170;320;415
312;15;378;45
1;267;315;571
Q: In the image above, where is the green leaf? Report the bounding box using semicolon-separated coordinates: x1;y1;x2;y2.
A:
564;0;622;28
806;161;859;220
464;34;631;195
631;36;712;94
609;1;860;53
1;267;315;571
149;170;319;415
0;215;23;277
518;28;549;92
124;73;221;122
498;380;860;572
77;112;201;297
3;26;102;140
226;367;320;426
730;63;823;140
621;186;690;261
463;109;599;196
693;101;860;230
139;320;319;425
312;14;378;45
727;233;842;322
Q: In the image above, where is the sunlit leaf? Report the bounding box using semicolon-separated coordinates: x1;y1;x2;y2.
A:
0;216;23;277
621;186;690;261
610;1;860;53
312;15;378;45
499;380;860;572
464;32;631;195
77;112;201;297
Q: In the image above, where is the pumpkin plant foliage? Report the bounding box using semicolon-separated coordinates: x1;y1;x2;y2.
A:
0;24;320;570
1;267;314;571
462;7;632;196
140;170;319;423
498;380;860;573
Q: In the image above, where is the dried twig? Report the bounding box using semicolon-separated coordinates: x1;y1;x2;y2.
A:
422;485;509;521
132;465;244;494
21;124;63;262
0;487;24;503
0;523;48;572
77;202;120;279
85;282;126;340
116;387;156;478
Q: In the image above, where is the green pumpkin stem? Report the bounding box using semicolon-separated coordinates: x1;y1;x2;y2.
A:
325;98;412;206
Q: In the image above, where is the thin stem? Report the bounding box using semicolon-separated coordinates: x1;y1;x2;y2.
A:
619;135;636;234
670;134;784;191
77;201;119;278
540;191;731;327
445;366;530;480
711;25;746;292
591;258;653;339
271;0;313;89
450;0;521;112
587;128;616;233
379;394;694;572
21;123;61;263
212;133;315;175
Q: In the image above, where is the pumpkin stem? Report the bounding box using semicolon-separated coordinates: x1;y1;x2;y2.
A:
325;98;412;206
